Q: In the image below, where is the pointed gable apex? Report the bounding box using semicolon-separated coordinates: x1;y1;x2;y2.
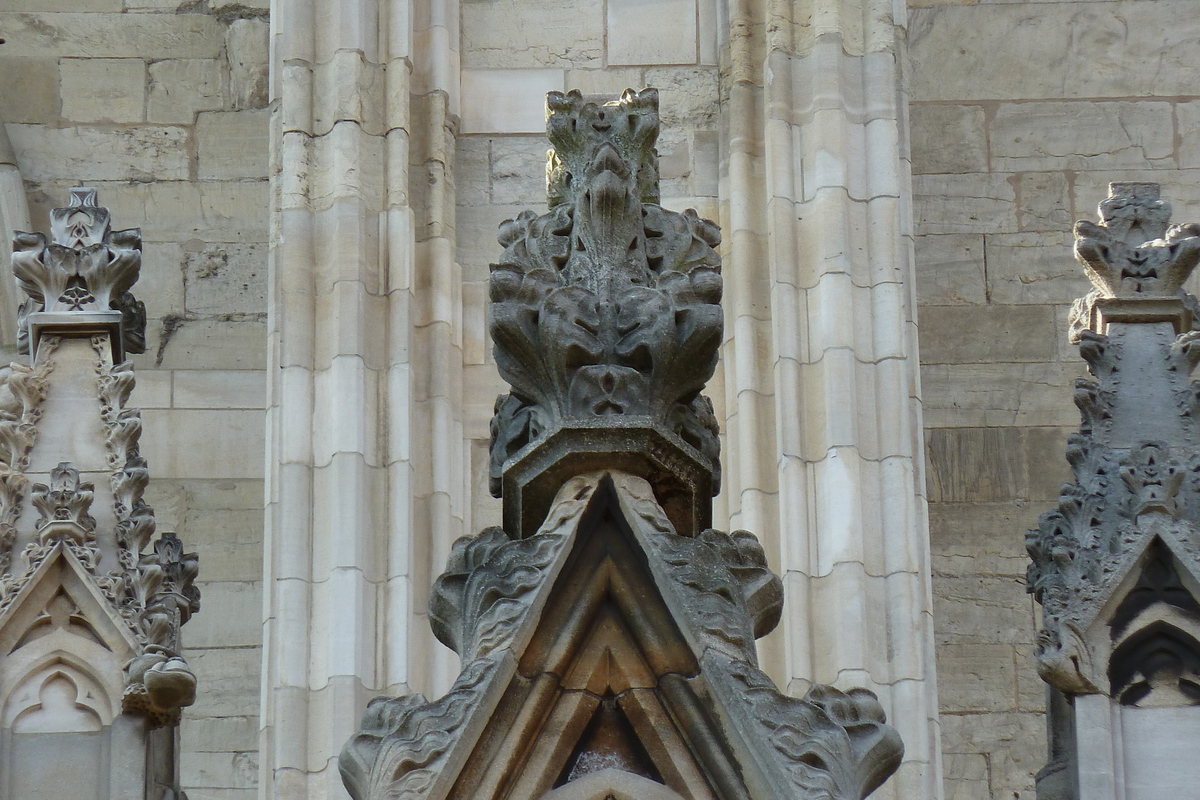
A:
341;471;902;800
0;542;140;660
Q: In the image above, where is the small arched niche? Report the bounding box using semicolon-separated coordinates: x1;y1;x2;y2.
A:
1;662;113;800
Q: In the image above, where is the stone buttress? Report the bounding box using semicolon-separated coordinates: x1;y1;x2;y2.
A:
1028;183;1200;800
0;188;199;799
340;91;904;800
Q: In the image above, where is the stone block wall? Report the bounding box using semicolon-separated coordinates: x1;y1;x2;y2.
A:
908;1;1200;797
0;3;269;798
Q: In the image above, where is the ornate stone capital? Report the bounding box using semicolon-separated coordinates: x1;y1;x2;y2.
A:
11;187;147;361
489;90;723;536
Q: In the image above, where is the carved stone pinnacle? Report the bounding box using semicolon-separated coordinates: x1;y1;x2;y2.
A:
488;89;723;537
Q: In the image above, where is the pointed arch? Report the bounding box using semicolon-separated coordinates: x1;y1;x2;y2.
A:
1;649;118;728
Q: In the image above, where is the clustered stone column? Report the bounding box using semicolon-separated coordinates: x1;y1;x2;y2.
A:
264;0;468;792
0;188;198;799
1028;183;1200;800
718;5;940;796
339;90;904;800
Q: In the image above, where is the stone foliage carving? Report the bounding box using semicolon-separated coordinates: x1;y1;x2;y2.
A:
1028;183;1200;696
488;90;723;508
11;187;146;357
341;472;902;800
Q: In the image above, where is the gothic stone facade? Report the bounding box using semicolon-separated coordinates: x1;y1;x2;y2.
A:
2;0;1200;798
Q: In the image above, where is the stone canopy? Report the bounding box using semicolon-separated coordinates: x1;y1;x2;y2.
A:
340;471;903;800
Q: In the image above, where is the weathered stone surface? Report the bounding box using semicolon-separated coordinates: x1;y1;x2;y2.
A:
0;58;59;125
918;304;1056;364
142;410;265;480
462;0;603;69
929;503;1035;579
459;70;566;134
1012;171;1071;232
643;67;719;128
0;12;224;59
936;643;1017;713
225;19;270;111
185;647;260;718
991;101;1174;172
939;713;1043;800
909;104;987;175
183;582;262;647
180;750;258;790
913;173;1016;235
183;242;266;316
489;136;549;205
933;575;1037;647
7;125;190;182
926;427;1024;503
913;233;986;304
984;231;1087;304
608;0;698;66
909;3;1200;101
60;58;145;124
142;318;267;371
148;60;224;124
921;361;1086;429
197;111;270;180
941;753;989;800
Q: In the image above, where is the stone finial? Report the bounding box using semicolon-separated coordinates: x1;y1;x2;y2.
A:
11;187;147;360
489;89;723;537
1070;183;1200;338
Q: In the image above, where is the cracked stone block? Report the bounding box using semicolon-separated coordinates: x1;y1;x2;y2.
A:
910;104;987;174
